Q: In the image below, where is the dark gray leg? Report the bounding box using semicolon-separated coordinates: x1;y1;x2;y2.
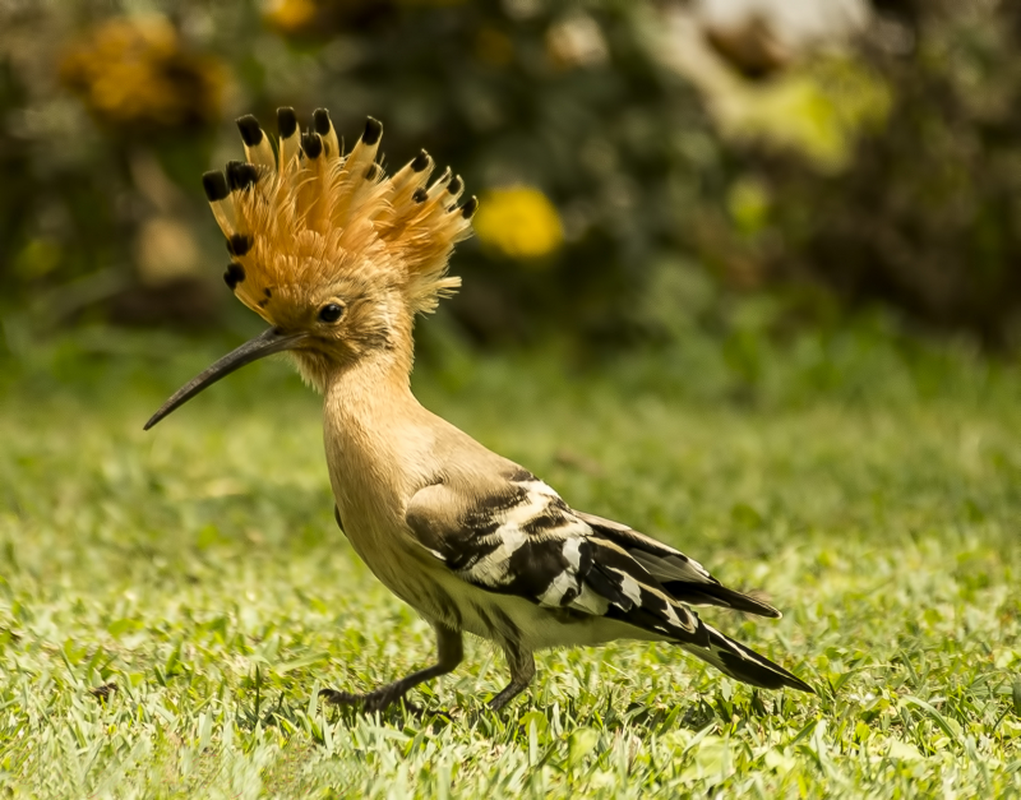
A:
322;624;463;714
488;643;536;711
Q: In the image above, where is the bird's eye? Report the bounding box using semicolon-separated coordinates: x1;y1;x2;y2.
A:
318;302;345;323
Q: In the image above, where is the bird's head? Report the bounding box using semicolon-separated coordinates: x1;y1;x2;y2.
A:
145;107;476;430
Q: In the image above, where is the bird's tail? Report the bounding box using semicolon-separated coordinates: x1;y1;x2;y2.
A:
681;624;814;693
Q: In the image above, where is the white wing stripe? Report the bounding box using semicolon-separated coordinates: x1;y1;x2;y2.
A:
562;537;582;569
618;572;644;607
538;569;575;606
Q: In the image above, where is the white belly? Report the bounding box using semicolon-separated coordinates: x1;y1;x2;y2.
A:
427;568;653;651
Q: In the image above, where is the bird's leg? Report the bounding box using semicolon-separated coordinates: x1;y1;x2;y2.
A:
321;624;463;714
488;643;536;711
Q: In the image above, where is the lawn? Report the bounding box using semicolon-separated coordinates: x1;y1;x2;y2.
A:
1;315;1019;798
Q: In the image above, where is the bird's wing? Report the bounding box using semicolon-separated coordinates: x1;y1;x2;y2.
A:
571;510;781;618
405;468;771;644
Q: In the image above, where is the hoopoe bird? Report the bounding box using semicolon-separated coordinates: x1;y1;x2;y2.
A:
145;107;813;712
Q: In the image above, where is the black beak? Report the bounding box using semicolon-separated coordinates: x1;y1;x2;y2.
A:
144;327;306;430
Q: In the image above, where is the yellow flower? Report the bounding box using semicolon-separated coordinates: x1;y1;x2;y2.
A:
262;0;319;36
264;0;467;39
473;186;564;261
59;16;225;134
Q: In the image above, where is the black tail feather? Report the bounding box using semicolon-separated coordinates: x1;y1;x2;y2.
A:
663;582;781;618
682;624;814;693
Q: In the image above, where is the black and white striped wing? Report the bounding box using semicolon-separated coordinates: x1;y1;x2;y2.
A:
407;470;766;642
572;510;781;618
407;469;813;693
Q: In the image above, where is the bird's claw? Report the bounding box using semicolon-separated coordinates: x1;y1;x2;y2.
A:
320;686;448;719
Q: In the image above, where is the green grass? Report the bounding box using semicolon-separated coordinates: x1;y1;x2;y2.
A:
1;316;1020;798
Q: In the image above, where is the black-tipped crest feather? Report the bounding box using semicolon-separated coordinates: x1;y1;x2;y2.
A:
277;107;297;138
202;170;229;202
236;115;263;146
362;116;383;145
199;106;474;320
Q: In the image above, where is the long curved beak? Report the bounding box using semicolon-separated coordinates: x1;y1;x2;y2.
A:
144;327;307;430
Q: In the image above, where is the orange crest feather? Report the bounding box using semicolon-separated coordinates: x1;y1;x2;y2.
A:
201;108;477;320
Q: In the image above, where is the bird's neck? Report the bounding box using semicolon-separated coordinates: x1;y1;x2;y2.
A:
320;344;434;513
325;346;419;421
320;344;449;595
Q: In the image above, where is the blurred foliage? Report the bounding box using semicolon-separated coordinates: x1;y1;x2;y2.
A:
740;1;1021;348
726;56;891;172
59;16;224;134
1;0;1020;355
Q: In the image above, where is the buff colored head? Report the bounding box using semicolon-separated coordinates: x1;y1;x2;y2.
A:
145;107;477;429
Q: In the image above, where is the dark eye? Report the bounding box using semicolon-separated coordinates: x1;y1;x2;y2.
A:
318;302;345;323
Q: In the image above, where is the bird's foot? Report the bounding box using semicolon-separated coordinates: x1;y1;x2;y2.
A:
319;685;416;714
319;686;452;721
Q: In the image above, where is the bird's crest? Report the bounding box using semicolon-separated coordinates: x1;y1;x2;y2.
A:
201;107;477;321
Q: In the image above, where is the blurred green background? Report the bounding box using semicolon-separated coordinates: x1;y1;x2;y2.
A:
3;0;1020;361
